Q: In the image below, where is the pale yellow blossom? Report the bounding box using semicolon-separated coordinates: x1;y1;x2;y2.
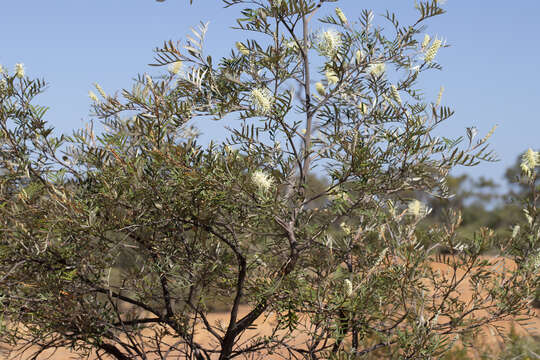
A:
521;148;540;177
318;29;342;58
94;83;107;98
355;49;365;64
344;279;353;297
250;87;274;115
511;225;520;238
15;63;25;78
436;86;444;106
315;82;325;96
145;74;154;88
325;69;339;85
424;38;442;63
421;34;431;51
390;85;402;105
407;199;430;218
252;170;273;192
167;61;183;75
88;91;99;103
368;63;385;77
340;222;351;235
335;8;347;24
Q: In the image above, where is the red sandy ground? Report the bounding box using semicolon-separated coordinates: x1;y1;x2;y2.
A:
1;257;538;359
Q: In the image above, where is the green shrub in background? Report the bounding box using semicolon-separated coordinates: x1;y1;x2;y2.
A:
499;328;540;360
0;1;538;359
440;328;540;360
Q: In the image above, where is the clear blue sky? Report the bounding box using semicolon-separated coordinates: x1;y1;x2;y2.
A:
1;1;538;185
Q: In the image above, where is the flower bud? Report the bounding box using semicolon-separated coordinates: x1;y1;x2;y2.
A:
325;69;338;85
94;83;107;98
15;63;25;78
335;8;347;24
421;34;431;50
88;91;99;103
168;61;183;75
344;279;353;297
315;82;325;96
390;85;402;105
436;86;444;106
355;49;365;64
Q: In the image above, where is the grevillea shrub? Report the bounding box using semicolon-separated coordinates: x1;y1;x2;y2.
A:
1;1;538;359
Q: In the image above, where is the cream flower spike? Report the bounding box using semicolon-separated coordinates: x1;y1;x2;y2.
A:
250;88;274;115
325;69;339;85
15;63;25;78
344;279;353;297
335;8;347;24
318;29;341;58
424;38;442;63
390;85;402;105
521;148;540;177
251;170;273;192
407;199;431;218
340;222;351;235
88;91;99;103
421;34;431;51
315;82;326;96
368;63;385;77
168;61;183;75
436;86;444;106
94;83;107;98
355;49;365;64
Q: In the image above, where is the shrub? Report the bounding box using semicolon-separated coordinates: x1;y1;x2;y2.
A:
0;1;538;359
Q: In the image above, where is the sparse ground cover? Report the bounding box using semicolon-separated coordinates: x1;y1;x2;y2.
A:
2;307;538;359
3;258;538;359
